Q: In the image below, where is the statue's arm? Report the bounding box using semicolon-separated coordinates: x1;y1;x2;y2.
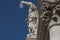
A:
20;1;32;6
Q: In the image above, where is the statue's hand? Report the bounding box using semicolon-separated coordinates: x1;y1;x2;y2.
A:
20;1;24;8
20;1;25;4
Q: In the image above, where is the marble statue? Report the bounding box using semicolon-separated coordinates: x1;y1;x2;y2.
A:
20;1;39;38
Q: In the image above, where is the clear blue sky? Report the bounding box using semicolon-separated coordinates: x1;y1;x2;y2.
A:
0;0;38;40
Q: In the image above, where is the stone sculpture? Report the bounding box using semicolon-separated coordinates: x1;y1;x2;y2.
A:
20;1;39;38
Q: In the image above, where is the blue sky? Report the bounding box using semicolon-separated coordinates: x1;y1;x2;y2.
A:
0;0;38;40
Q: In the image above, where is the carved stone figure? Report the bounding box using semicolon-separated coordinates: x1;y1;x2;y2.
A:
20;1;39;38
